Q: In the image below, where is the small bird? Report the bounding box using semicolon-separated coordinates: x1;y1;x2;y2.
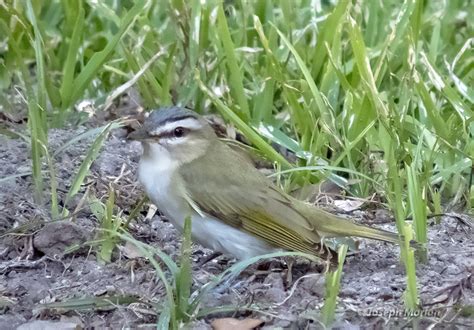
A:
129;107;401;263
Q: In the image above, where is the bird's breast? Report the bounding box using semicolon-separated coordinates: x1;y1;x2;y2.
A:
137;149;277;260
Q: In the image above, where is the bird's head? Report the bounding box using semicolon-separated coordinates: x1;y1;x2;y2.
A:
128;107;217;164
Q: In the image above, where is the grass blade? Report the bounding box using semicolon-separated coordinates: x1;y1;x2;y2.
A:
216;5;250;121
195;70;291;168
25;0;47;112
346;16;389;119
59;4;85;113
321;244;348;326
69;0;147;107
274;25;337;138
176;216;193;322
40;295;140;312
402;223;419;310
97;187;120;264
62;121;117;215
406;163;428;262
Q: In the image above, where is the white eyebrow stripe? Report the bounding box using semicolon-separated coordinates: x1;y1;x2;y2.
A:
150;118;203;136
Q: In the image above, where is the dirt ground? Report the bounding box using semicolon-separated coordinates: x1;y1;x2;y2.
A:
0;123;472;329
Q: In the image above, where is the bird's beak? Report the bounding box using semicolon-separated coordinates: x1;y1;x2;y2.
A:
127;127;151;141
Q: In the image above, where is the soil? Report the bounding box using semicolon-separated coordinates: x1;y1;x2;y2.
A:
0;123;472;329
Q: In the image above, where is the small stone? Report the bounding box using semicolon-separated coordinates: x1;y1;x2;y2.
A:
427;270;438;278
445;264;460;275
264;287;286;302
372;273;382;281
264;272;284;291
94;288;107;296
300;274;325;297
34;221;90;257
106;285;116;294
340;287;358;297
379;287;394;301
60;316;84;329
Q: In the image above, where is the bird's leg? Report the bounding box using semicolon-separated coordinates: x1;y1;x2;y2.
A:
283;257;295;286
318;238;339;272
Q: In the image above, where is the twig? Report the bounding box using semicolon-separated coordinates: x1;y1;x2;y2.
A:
0;256;48;274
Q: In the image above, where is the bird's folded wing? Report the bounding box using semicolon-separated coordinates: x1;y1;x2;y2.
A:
179;151;324;254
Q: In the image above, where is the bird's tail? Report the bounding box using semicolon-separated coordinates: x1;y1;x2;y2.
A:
308;207;402;244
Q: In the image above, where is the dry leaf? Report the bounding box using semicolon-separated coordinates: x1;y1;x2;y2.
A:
120;241;143;259
334;200;364;212
145;204;158;220
211;317;263;330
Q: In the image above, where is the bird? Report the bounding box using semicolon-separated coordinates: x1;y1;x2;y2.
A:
128;106;402;263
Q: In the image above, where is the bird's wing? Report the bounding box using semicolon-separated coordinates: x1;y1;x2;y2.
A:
179;143;326;255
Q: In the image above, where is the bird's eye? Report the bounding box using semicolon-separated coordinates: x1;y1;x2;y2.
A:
173;127;186;138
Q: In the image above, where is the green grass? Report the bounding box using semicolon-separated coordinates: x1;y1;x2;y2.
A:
1;0;473;327
321;244;348;326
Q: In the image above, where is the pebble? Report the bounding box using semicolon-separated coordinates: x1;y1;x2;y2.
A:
364;296;375;304
33;221;90;257
300;274;325;297
264;272;285;291
264;287;286;302
445;264;460;275
340;287;358;297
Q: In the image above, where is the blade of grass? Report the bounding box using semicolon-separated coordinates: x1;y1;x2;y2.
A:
346;16;390;120
41;143;59;219
120;45;161;107
321;244;348;326
40;295;140;312
310;0;351;78
25;0;47;112
269;165;382;189
382;128;406;234
124;195;148;227
102;50;165;111
53;122;123;157
117;230;179;276
195;70;291;168
61;121;117;215
216;4;250;121
274;24;338;141
59;4;85;114
8;7;47;203
190;250;324;314
253;16;315;141
176;216;193;322
189;0;201;69
115;230;178;328
69;0;147;107
421;52;473;122
447;38;474;104
157;304;172;329
414;76;451;142
406;163;428;262
96;187;120;263
402;222;419;310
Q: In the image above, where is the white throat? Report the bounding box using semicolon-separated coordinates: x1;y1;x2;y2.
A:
138;142;181;218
